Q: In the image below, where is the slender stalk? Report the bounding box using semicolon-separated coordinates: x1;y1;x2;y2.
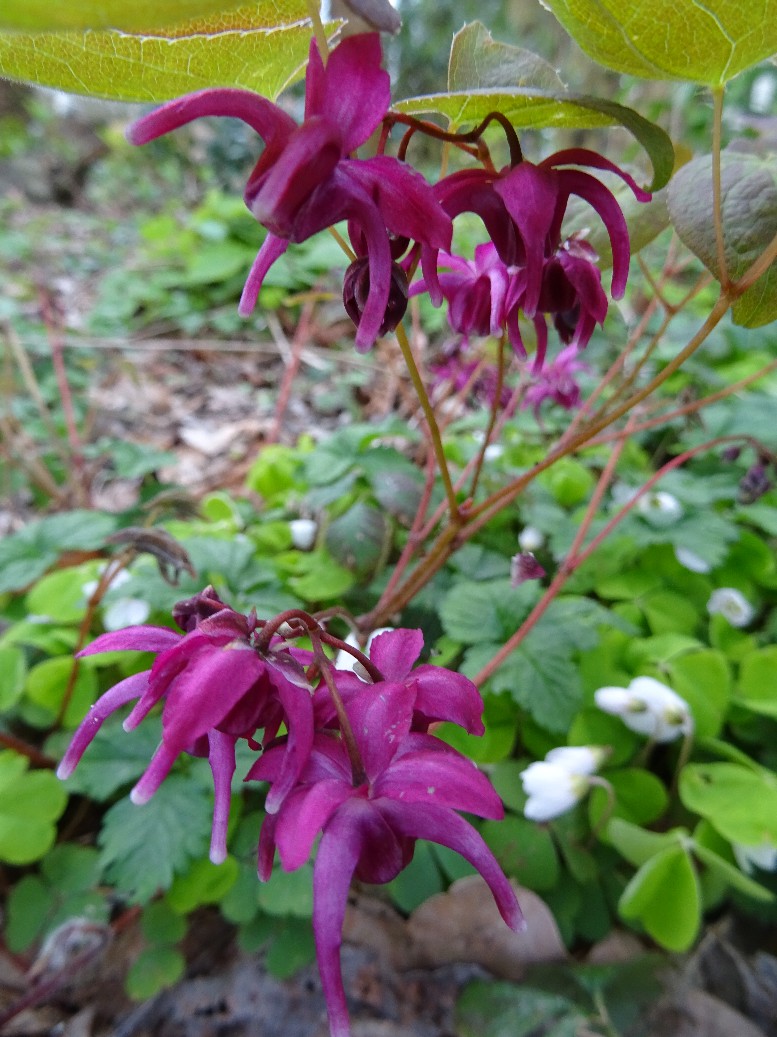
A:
469;335;506;499
268;299;317;443
310;631;366;786
733;226;777;293
473;417;634;687
306;0;329;65
395;321;460;521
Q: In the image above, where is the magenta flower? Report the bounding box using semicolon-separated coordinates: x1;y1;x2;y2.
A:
128;34;451;350
249;679;522;1037
523;343;589;417
58;588;313;863
314;627;486;735
422;148;649;320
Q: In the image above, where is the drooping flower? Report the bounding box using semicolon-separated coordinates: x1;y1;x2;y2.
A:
128;34;451;350
422;149;649;319
595;677;693;742
707;587;755;628
250;678;522;1037
58;587;314;862
520;745;607;822
510;551;546;586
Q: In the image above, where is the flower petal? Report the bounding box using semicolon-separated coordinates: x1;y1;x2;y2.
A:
374;746;503;817
544;148;651;203
238;234;290;316
379;800;524;930
130;741;179;804
368;628;421;681
347;681;415;779
274;779;353;871
207;730;237;865
77;625;180;657
127;88;295;147
555;170;631;298
309;33;390;154
56;670;150;779
264;678;315;814
409;666;485;735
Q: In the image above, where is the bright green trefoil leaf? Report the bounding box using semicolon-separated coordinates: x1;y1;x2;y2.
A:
619;845;700;951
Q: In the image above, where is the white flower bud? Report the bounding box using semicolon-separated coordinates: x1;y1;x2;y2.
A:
520;744;605;821
707;588;755;628
595;677;692;742
675;546;712;574
289;518;317;551
636;490;683;527
518;526;545;552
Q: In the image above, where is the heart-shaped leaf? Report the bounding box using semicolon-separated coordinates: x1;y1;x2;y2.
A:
448;21;564;93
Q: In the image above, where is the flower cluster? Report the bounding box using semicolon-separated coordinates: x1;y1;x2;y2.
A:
595;676;693;743
59;595;522;1037
520;745;607;821
127;32;647;384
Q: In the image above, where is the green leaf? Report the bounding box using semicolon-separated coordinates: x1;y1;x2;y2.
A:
589;769;669;828
25;564;97;625
166;855;239;913
448;21;565;93
41;844;103;894
540;0;777;86
264;918;315;978
126;946;185;1000
666;648;731;738
5;876;54;952
24;656;98;729
0;0;308;32
0;751;68;865
142;900;188;944
0;22;318;103
680;763;777;845
0;646;26;710
0;510;116;594
736;646;777;717
325;502;390;580
396;90;673;193
619;845;700;951
606;817;684;867
440;579;536;644
668;151;777;327
456;981;586;1037
287;550;354;601
256;863;314;918
481;814;560;891
692;841;774;903
436;689;519;763
99;776;212;903
387;840;444;913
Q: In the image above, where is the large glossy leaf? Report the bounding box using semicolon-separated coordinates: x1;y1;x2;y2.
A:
540;0;777;86
395;90;673;192
0;21;316;101
0;0;308;32
668;150;777;328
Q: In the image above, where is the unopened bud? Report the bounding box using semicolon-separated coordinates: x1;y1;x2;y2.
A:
343;258;408;338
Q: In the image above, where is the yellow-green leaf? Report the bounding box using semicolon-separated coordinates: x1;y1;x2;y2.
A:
395;89;673;192
540;0;777;86
0;0;308;33
448;20;564;93
0;22;318;102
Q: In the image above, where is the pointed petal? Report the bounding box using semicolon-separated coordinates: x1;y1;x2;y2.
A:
368;628;421;681
77;625;180;657
247;118;342;237
313;800;402;1037
379;801;524;930
207;730;237;864
544;148;651;202
409;666;485;735
275;779;353;871
257;810;278;881
556;170;632;298
314;33;390;154
130;741;179;804
264;679;314;814
495;163;560;317
434;169;518;263
342;157;452;250
162;647;266;750
57;670;150;779
127;89;295;146
239;234;290;316
375;745;503;817
347;682;415;779
303;36;326;121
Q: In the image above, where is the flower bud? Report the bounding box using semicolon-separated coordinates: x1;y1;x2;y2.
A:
343;258;408;339
707;587;755;628
595;677;692;742
520;744;605;821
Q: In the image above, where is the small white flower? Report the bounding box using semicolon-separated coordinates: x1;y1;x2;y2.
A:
484;444;504;462
733;841;777;875
289;518;317;551
518;526;545;552
520;745;606;821
675;546;712;574
595;676;693;743
334;627;394;679
636;490;684;527
707;588;755;628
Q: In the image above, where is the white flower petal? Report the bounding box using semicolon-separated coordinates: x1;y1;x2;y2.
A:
707;588;755;628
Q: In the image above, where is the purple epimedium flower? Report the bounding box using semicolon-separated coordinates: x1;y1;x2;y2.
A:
523;343;589;417
250;678;523;1037
58;588;314;864
127;34;451;351
421;149;649;326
